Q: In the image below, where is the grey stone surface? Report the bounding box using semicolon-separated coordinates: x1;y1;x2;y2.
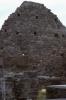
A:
0;1;66;100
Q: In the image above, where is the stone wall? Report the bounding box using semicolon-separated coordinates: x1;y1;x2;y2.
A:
0;1;66;99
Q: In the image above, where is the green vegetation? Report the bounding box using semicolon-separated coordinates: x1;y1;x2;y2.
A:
37;89;46;100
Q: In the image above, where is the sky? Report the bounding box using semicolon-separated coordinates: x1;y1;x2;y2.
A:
0;0;66;29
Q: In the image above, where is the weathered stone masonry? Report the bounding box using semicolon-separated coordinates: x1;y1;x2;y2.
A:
0;1;66;100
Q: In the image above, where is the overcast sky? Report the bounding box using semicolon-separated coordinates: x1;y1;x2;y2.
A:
0;0;66;29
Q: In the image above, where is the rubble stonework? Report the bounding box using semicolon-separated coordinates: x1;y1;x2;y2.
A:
0;1;66;100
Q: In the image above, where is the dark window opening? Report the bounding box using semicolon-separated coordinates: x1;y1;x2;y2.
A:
54;33;59;38
54;18;58;23
16;32;19;35
0;65;3;68
60;53;64;57
34;32;37;35
17;13;20;16
36;16;38;19
0;47;3;50
62;34;64;37
4;29;7;32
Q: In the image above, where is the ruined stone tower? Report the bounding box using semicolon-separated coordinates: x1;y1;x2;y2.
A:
0;1;66;100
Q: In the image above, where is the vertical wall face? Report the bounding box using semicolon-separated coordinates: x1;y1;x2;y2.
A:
0;1;66;99
0;72;39;100
0;1;66;77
